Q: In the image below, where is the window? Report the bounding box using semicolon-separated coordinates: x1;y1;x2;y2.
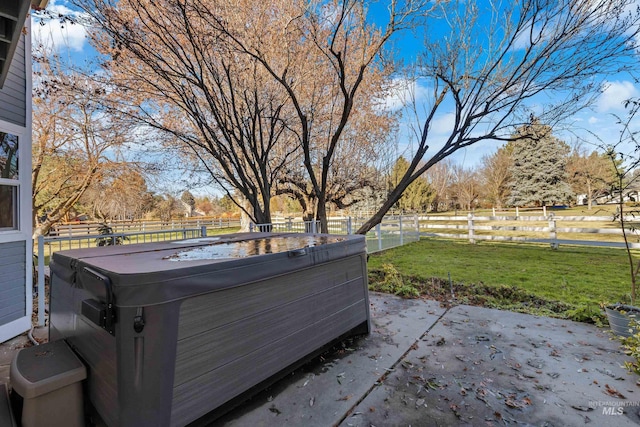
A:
0;132;19;231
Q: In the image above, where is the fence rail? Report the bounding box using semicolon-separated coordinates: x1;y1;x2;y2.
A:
48;217;241;237
419;213;640;249
251;215;421;253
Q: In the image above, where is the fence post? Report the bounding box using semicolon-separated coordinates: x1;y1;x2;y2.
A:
201;226;207;237
37;235;45;327
548;213;558;249
468;213;475;244
288;217;293;232
543;205;547;217
312;221;318;234
516;206;519;218
399;216;404;245
414;214;419;240
376;223;382;251
249;222;254;232
346;217;352;235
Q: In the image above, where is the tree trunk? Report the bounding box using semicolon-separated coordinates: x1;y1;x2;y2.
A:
316;196;329;233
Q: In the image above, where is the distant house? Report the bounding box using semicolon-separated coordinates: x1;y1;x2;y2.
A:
179;200;204;217
0;1;48;343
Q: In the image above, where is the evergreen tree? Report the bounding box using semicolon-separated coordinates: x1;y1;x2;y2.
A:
508;119;573;207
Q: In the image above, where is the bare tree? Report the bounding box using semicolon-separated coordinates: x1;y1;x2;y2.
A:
450;164;480;211
183;0;426;231
424;160;454;212
356;0;640;232
74;0;405;228
478;147;513;209
81;168;152;221
76;0;304;225
32;53;132;237
277;105;397;219
566;144;614;209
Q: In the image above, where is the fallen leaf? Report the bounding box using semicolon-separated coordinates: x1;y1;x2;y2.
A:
571;405;594;412
450;403;461;418
605;384;626;399
268;405;281;415
505;399;523;408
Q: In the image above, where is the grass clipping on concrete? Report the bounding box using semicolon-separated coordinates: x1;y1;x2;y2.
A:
368;238;634;324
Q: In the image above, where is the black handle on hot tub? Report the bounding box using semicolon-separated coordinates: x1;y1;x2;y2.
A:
82;267;117;336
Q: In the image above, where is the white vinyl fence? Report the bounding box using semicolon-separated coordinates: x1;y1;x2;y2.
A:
419;213;640;249
251;215;421;253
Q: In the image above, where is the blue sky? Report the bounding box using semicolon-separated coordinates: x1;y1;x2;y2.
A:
32;0;640;175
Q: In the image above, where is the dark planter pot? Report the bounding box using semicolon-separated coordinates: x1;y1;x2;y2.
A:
606;304;640;338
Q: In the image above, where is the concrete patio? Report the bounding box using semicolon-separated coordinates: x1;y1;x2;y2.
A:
1;293;638;426
213;293;640;427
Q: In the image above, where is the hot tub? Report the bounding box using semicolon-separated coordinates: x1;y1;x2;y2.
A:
48;232;370;426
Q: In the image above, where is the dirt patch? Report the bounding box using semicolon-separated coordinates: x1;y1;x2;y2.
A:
368;269;601;323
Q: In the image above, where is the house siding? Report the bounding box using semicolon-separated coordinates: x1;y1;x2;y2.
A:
0;34;26;127
0;241;26;326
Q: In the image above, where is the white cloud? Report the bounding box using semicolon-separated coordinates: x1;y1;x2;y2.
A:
430;111;456;135
380;78;429;112
588;116;599;124
31;0;88;55
597;80;639;112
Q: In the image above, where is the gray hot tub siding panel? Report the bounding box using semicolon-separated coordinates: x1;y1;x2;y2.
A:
175;255;364;339
74;317;119;427
173;273;366;385
171;301;367;426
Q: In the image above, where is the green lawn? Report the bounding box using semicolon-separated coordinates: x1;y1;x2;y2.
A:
367;238;634;323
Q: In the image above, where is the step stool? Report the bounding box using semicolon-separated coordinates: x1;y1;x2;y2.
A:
10;340;86;427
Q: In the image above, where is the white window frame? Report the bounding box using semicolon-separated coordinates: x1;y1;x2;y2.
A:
0;16;33;342
0;122;29;243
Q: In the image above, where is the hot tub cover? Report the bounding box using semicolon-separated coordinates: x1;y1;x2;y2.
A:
49;232;366;308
